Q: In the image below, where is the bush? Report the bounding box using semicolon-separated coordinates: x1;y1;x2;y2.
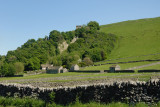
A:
14;62;24;74
7;64;16;76
83;57;93;66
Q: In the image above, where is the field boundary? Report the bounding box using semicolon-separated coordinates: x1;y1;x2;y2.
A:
1;79;160;105
126;61;160;70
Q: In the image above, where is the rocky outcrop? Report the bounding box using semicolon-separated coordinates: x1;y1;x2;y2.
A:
0;79;160;105
58;37;78;53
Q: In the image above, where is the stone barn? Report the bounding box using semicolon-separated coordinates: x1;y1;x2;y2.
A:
110;65;121;72
70;64;79;71
76;25;82;29
60;68;68;73
41;64;53;70
46;66;63;74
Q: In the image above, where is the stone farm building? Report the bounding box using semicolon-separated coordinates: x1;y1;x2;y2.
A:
76;25;82;29
46;66;68;74
41;64;53;70
109;65;121;72
70;64;80;71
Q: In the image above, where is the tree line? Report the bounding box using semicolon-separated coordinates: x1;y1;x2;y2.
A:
0;21;117;76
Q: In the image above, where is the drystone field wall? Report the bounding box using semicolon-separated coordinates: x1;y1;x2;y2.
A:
0;79;160;105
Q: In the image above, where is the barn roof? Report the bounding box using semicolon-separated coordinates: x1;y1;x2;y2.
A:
41;64;52;68
47;66;63;70
71;64;79;67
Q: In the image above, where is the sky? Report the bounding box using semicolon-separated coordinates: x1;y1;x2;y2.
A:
0;0;160;55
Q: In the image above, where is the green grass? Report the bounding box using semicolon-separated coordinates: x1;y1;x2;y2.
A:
137;64;160;70
0;72;128;82
0;72;86;81
82;61;159;70
0;96;159;107
69;101;128;107
0;72;160;83
100;17;160;61
83;17;160;70
0;96;45;107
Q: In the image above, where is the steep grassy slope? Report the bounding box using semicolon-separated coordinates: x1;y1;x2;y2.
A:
100;17;160;61
82;17;160;70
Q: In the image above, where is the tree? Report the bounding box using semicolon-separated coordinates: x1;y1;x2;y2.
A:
87;21;100;33
67;42;79;52
0;63;3;76
22;39;36;48
14;62;24;74
25;60;34;71
7;64;16;76
75;27;87;38
6;51;17;63
31;57;40;70
101;50;107;60
38;53;48;64
52;56;62;66
49;30;63;42
52;58;58;66
1;63;8;76
83;57;93;66
6;56;17;63
25;57;40;71
62;31;75;43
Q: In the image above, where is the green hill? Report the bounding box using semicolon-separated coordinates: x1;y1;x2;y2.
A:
100;17;160;61
1;17;160;74
0;21;117;75
83;17;160;70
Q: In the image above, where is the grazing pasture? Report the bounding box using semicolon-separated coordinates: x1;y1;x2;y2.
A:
1;72;160;88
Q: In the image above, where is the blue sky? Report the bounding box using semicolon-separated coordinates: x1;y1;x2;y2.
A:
0;0;160;55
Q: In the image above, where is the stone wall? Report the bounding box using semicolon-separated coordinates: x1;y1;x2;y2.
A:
69;70;101;73
138;70;160;73
0;79;160;105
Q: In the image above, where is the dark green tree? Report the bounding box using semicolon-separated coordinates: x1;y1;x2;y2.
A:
26;57;40;71
49;30;63;42
75;27;87;38
1;63;8;76
7;64;16;76
83;57;93;66
67;42;79;53
14;62;24;74
87;21;100;33
22;39;36;48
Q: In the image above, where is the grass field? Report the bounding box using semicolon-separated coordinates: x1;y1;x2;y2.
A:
0;72;157;81
1;72;160;88
100;17;160;60
82;61;159;70
137;64;160;70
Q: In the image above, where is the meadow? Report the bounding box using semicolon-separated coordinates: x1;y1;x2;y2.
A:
1;72;160;88
100;17;160;60
82;61;160;71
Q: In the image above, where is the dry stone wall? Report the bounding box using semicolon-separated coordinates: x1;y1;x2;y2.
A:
0;79;160;105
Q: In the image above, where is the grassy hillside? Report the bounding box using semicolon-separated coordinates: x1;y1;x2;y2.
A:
82;17;160;70
101;17;160;61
